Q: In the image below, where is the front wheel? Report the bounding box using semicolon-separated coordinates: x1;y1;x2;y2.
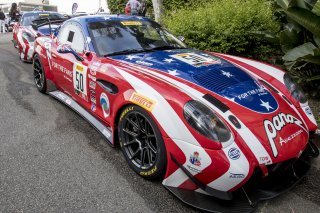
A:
118;105;167;180
33;54;47;93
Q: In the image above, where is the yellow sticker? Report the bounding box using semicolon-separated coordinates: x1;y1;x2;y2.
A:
129;92;157;112
76;64;84;72
121;21;142;26
39;14;49;17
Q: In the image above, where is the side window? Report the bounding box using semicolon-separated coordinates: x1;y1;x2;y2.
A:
57;22;86;53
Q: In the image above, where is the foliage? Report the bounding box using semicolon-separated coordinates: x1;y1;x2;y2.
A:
163;0;207;12
271;0;320;98
107;0;153;15
162;0;280;61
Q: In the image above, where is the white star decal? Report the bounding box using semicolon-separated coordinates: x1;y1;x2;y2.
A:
260;99;274;111
168;70;180;76
221;70;233;78
126;55;140;60
164;58;175;63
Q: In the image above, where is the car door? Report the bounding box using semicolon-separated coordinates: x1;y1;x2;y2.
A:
52;21;91;109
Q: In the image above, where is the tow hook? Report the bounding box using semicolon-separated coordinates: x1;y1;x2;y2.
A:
307;131;320;157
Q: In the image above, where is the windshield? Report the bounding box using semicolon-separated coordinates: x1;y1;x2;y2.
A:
88;19;187;56
21;13;64;26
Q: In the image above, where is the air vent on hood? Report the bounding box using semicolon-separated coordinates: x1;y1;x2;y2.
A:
192;67;252;93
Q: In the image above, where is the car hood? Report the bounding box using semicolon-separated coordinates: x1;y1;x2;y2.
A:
109;49;309;163
109;49;278;114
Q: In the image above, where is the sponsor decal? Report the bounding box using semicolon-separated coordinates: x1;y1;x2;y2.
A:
93;62;101;67
52;61;72;78
90;93;96;104
228;147;240;160
136;60;153;66
88;74;96;81
129;92;157;112
100;93;110;118
102;129;111;138
237;85;267;100
89;81;96;90
170;52;221;67
140;166;157;176
305;106;313;116
73;63;88;101
229;173;245;179
279;129;303;146
264;113;305;157
66;99;72;105
121;21;142;26
189;151;201;166
91;103;96;112
90;66;97;75
187;165;202;173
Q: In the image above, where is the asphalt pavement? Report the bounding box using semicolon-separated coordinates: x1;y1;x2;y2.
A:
1;33;320;213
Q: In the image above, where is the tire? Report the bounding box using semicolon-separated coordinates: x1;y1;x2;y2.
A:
118;105;167;180
33;54;47;93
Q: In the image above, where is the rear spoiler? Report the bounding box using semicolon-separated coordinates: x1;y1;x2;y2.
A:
31;17;69;34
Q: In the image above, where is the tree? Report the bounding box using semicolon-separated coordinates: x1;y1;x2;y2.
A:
151;0;163;22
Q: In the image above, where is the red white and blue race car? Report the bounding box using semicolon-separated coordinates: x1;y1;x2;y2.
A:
12;11;65;62
31;15;319;212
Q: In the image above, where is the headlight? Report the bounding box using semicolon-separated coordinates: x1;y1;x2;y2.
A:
22;32;35;42
283;74;307;104
184;100;232;143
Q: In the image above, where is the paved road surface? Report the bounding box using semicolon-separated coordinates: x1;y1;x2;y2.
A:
0;33;320;213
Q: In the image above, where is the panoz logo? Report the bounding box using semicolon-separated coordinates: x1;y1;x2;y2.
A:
264;113;304;157
129;92;157;112
229;173;245;179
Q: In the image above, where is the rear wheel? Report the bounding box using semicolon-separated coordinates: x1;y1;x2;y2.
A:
118;105;167;180
33;54;47;93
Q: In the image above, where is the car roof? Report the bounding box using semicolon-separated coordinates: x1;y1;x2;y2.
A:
72;14;152;24
22;11;61;15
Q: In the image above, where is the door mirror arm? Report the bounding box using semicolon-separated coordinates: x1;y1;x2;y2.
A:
57;44;84;61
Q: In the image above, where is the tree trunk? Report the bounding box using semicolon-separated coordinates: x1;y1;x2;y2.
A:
152;0;163;23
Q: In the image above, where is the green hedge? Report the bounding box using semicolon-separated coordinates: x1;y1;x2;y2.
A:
163;0;280;60
163;0;207;12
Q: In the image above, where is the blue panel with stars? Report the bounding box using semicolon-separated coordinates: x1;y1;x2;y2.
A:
110;48;278;113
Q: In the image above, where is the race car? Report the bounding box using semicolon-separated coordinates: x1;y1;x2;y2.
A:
32;15;319;212
12;11;65;62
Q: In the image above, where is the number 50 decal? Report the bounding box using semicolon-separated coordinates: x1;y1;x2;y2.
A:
73;63;88;97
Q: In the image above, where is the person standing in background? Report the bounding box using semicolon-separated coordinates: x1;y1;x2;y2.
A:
138;0;147;17
0;8;6;33
126;0;141;16
9;3;20;22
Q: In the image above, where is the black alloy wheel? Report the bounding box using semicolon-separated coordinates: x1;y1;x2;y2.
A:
119;105;167;180
33;54;47;93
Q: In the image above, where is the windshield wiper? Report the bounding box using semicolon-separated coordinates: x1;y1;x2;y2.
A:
104;49;147;57
146;45;186;51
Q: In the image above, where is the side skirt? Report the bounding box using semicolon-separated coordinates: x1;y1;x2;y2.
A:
48;90;113;146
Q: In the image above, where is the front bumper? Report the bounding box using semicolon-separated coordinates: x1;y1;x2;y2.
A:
165;143;316;213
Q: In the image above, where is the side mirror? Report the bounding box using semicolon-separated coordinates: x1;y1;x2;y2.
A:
57;44;84;61
178;36;185;42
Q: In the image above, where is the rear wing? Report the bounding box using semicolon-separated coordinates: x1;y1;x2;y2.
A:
31;17;69;34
